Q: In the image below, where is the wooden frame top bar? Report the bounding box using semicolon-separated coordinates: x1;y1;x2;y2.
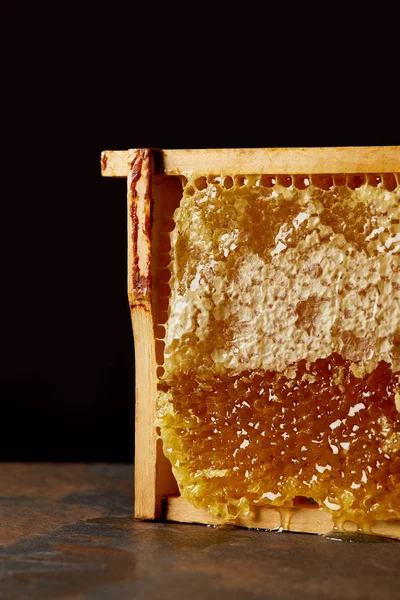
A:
101;146;400;178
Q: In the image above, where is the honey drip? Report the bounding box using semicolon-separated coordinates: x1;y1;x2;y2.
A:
156;173;400;528
325;516;399;543
277;508;295;532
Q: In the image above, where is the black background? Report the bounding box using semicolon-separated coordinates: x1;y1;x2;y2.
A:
2;7;399;462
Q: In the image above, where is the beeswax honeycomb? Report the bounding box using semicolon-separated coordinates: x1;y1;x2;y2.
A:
157;173;400;526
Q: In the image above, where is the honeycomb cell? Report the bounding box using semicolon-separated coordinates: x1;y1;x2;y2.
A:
223;176;234;189
293;175;310;190
195;176;208;191
156;172;400;526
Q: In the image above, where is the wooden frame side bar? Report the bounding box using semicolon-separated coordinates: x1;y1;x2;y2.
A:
127;149;160;520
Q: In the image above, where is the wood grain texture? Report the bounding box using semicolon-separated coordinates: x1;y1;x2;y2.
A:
127;149;152;302
164;496;400;539
127;150;160;519
101;150;130;177
131;305;159;520
101;147;400;177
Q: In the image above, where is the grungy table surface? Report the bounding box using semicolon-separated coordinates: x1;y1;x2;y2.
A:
0;464;399;599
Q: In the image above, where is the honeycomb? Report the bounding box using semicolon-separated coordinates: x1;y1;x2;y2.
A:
156;172;400;528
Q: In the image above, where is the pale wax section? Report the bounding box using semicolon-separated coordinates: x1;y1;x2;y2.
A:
164;180;400;377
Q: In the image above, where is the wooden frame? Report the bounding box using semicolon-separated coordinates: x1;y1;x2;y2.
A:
101;147;400;538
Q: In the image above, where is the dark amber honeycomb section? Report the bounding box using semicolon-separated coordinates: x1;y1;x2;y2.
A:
156;173;400;527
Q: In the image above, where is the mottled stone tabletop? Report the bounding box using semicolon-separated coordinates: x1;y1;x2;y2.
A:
0;463;398;599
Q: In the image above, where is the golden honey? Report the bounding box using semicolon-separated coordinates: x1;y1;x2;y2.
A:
156;173;400;526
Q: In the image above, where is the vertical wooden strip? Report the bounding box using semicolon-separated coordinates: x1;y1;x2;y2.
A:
131;307;159;519
127;149;152;302
127;149;160;519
